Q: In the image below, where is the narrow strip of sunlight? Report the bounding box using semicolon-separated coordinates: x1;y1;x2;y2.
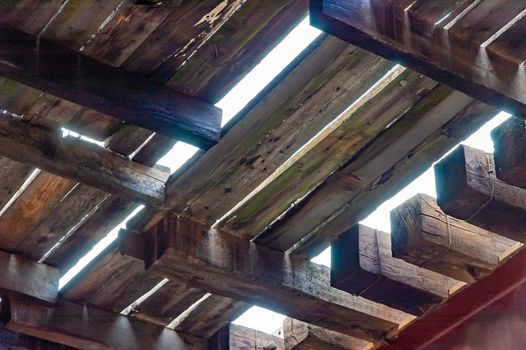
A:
233;306;287;335
59;16;320;294
312;111;512;268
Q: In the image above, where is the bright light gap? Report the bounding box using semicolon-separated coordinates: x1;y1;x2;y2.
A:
121;278;170;316
166;293;212;330
480;9;526;48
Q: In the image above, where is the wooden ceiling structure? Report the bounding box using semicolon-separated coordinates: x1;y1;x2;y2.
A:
0;0;525;349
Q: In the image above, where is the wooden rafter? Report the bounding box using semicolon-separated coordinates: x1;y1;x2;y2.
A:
310;0;526;116
0;116;168;206
0;25;221;149
119;216;415;343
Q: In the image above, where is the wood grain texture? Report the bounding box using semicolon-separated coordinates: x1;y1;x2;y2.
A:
311;0;526;116
0;116;167;206
5;296;206;350
0;250;59;304
210;323;284;350
435;144;526;241
283;318;372;350
331;224;463;315
391;194;521;283
0;25;221;149
259;91;497;257
120;216;415;343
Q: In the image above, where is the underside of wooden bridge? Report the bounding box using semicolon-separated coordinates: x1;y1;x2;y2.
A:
0;1;525;349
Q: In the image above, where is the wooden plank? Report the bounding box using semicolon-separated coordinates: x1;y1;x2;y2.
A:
390;193;521;283
166;35;393;227
120;216;415;343
0;0;65;35
0;250;59;304
310;0;526;116
0;329;76;350
0;157;34;210
4;296;206;350
491;116;526;188
165;0;308;101
283;318;372;350
222;68;441;237
378;227;526;350
257;92;497;257
331;224;463;315
210;323;284;350
0;25;221;149
435;144;526;241
172;295;250;339
0;116;167;206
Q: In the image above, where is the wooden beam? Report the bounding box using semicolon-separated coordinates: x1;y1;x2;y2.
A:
379;228;526;350
0;25;221;149
0;250;58;304
491;116;526;188
119;216;415;343
283;318;372;350
331;224;464;315
4;296;205;350
390;194;521;283
0;328;76;350
210;323;284;350
0;115;167;206
435;144;526;241
310;0;526;116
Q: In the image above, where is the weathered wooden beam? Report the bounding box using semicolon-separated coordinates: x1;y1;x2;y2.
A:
435;144;526;241
491;116;526;189
390;194;521;283
0;115;167;206
331;224;463;315
0;328;76;350
0;25;221;149
0;250;58;304
258;91;497;258
310;0;526;116
3;296;206;350
210;323;284;350
283;318;372;350
119;216;415;343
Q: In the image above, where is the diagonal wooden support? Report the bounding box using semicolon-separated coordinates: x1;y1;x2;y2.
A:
390;194;521;283
310;0;526;116
331;224;464;315
0;25;221;149
0;115;167;206
435;144;526;241
283;318;372;350
491;116;526;189
119;215;415;343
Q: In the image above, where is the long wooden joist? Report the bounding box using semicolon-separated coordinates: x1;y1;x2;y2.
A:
0;25;221;149
310;0;526;116
0;115;167;206
119;216;415;343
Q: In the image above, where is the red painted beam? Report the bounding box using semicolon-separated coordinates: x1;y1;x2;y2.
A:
379;245;526;350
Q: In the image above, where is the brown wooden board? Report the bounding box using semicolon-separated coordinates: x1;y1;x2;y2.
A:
210;323;285;350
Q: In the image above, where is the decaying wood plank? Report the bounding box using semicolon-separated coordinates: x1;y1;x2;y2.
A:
331;224;463;315
435;144;526;241
283;318;372;350
0;116;167;206
258;92;497;257
0;250;59;304
310;0;526;116
0;0;65;35
172;295;250;339
4;296;206;350
391;194;521;283
0;25;221;149
223;68;441;237
491;116;526;189
166;35;393;227
210;323;284;350
120;216;415;343
0;157;34;211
